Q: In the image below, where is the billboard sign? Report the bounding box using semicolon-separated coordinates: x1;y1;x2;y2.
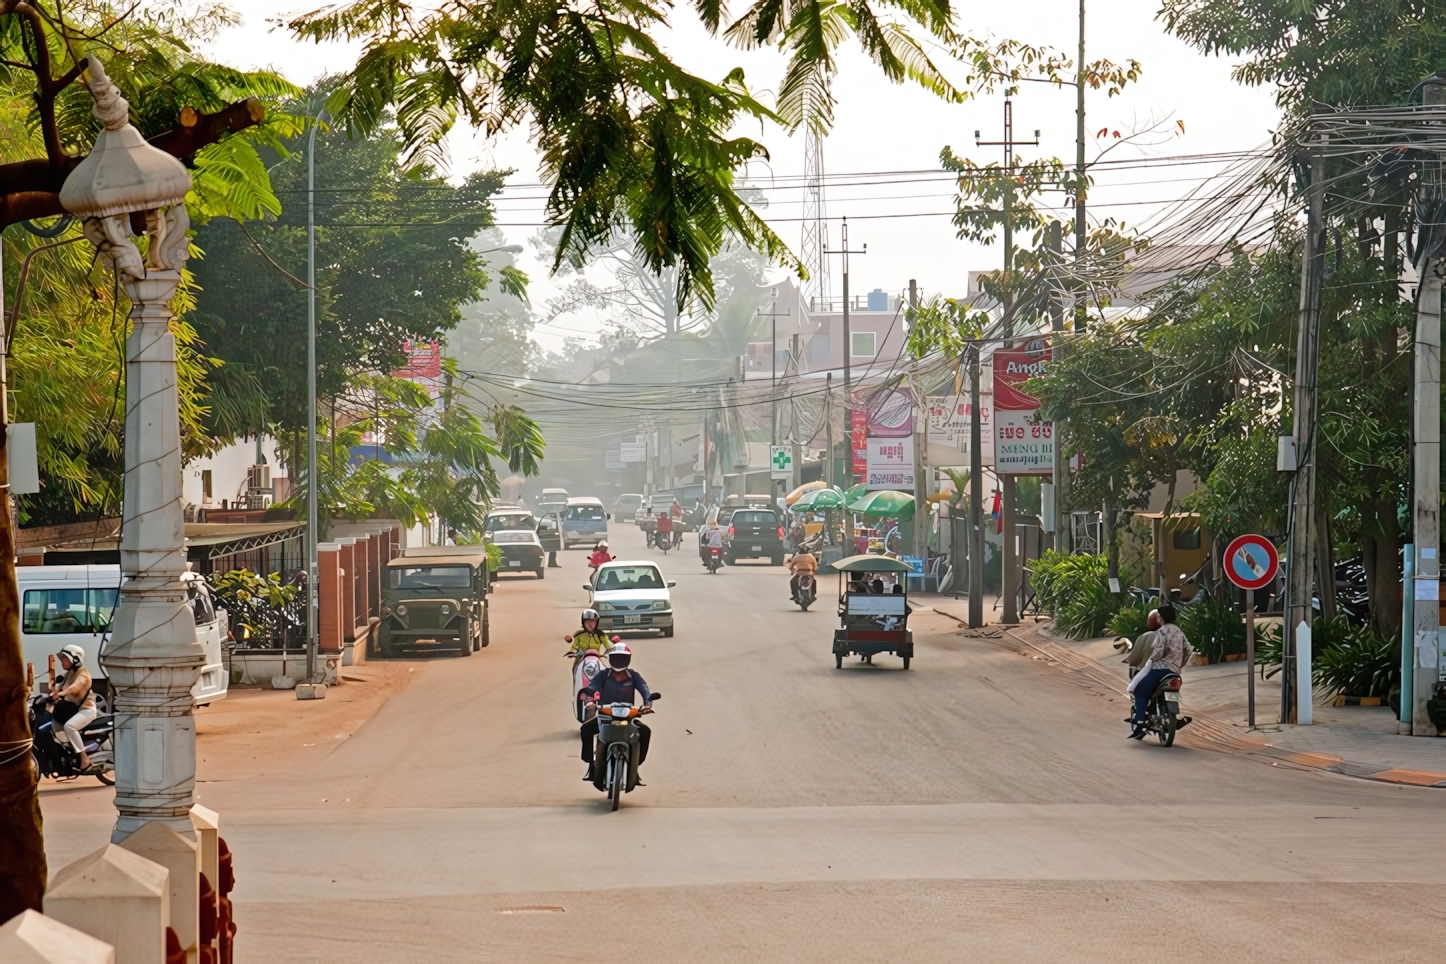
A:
619;441;646;463
992;338;1053;476
866;436;915;490
851;409;868;477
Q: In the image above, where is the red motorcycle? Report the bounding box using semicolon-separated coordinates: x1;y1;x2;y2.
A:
705;545;723;574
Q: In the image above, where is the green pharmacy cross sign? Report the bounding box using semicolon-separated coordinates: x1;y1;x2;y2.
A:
770;444;793;479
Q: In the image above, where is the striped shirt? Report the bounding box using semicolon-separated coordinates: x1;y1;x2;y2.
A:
1148;623;1194;673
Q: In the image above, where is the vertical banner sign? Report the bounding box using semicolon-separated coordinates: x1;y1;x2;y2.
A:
850;409;869;479
866;389;916;490
992;338;1053;475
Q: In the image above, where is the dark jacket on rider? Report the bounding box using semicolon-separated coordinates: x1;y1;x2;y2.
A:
584;668;652;706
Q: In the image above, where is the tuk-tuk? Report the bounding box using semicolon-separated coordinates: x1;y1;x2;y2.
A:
831;554;915;670
377;547;491;658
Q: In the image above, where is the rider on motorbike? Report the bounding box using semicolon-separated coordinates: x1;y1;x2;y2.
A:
786;548;818;601
655;511;674;548
1129;604;1194;740
588;541;613;570
50;644;96;771
565;608;612;655
579;642;653;782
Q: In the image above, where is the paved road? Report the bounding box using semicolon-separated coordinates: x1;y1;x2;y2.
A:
42;525;1446;961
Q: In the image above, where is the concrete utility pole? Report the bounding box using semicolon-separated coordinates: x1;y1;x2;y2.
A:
976;99;1038;625
909;280;927;561
758;292;791;497
1411;192;1444;734
1047;220;1068;551
306;120;319;681
825;373;834;492
968;342;985;627
1283;148;1325;725
823;219;865;545
1074;0;1088;334
790;333;803;492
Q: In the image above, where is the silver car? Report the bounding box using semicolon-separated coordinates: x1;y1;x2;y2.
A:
584;561;676;637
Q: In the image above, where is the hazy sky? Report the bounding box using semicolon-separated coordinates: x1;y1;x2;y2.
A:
202;2;1282;351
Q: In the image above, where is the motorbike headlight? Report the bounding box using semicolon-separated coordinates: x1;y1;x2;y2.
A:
396;604;408;617
652;600;668;610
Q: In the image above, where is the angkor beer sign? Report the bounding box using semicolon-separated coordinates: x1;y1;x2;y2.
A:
992;338;1053;476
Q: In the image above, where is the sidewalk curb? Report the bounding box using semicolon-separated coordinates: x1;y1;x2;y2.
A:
940;612;1446;790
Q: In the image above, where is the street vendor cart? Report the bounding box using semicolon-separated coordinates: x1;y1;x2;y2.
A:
831;554;915;670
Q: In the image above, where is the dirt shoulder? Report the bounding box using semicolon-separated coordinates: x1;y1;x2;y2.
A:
195;661;415;783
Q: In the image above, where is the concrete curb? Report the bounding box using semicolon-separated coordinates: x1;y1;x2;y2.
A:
952;616;1446;790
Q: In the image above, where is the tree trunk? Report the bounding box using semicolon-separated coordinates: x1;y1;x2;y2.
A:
1362;499;1403;640
0;424;46;920
1103;504;1120;583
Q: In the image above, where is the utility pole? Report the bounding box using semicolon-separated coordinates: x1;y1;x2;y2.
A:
823;219;865;545
790;333;803;492
976;99;1038;625
758;291;791;499
1047;220;1068;551
909;280;927;561
305;121;319;681
825;373;834;492
968;341;985;628
1284;146;1325;725
1074;0;1088;334
1411;82;1446;734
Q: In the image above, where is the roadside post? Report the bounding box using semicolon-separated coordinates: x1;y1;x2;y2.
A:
1224;534;1280;729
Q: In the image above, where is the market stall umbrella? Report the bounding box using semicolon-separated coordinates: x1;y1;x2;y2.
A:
847;489;916;520
843;483;869;504
793;487;847;510
785;480;828;505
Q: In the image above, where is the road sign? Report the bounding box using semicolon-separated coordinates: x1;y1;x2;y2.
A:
1224;534;1279;591
770;444;793;479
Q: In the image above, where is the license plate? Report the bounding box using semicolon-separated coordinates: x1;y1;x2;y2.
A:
752;545;762;551
1164;692;1180;702
623;614;641;624
508;560;522;567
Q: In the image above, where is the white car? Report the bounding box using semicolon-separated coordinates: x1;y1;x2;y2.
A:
585;561;676;637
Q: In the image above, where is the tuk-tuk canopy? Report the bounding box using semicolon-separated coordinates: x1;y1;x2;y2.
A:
832;554;915;573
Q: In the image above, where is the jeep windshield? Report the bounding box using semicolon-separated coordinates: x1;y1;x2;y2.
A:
389;566;472;589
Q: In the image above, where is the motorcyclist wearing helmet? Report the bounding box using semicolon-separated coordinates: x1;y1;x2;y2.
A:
49;644;97;770
564;608;612;655
578;642;653;781
588;541;613;570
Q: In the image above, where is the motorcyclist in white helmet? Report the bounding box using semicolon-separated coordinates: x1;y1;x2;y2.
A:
564;608;611;655
50;644;97;770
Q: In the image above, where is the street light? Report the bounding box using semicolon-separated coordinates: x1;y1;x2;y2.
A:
60;55;206;843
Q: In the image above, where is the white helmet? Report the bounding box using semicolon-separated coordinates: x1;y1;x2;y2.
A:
57;644;85;668
606;642;632;671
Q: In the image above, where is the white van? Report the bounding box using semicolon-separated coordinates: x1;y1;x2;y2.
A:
19;565;229;708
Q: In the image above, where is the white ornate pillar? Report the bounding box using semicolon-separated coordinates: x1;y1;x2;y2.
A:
61;56;205;841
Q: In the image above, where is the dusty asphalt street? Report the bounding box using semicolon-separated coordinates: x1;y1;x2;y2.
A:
40;525;1446;961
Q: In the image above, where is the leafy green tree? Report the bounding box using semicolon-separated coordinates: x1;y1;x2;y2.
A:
190;104;505;443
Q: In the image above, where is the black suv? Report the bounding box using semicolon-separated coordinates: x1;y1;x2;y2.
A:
727;508;785;565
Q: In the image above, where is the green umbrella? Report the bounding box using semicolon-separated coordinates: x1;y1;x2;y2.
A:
843;483;869;504
793;487;846;509
847;489;916;520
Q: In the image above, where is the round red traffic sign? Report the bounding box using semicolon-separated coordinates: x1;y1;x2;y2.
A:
1223;534;1279;591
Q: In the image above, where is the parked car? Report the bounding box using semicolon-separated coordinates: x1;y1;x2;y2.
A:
727;508;785;565
485;508;537;533
538;487;570;516
612;492;644;516
20;565;229;708
562;496;609;548
584;561;676;637
377;548;490;657
492;529;547;577
536;511;563;554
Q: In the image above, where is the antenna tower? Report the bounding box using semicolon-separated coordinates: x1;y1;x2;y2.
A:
801;128;830;311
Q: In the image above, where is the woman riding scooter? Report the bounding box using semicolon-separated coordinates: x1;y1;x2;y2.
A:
565;608;612;655
49;644;97;771
588;541;613;571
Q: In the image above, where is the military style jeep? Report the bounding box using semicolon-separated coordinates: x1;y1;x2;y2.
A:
376;547;491;658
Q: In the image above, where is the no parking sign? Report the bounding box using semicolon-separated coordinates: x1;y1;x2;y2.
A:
1224;534;1279;591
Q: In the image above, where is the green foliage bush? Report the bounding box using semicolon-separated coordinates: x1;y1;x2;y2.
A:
1252;614;1399;697
1107;596;1154;638
1030;550;1129;639
210;569;302;647
1177;597;1246;663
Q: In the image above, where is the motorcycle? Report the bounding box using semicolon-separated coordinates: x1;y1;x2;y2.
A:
705;545;724;574
1130;671;1189;746
565;634;620;723
590;693;660;811
792;572;816;611
657;529;675;554
29;694;116;785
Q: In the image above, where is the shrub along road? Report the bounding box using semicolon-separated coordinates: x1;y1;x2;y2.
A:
40;526;1446;961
